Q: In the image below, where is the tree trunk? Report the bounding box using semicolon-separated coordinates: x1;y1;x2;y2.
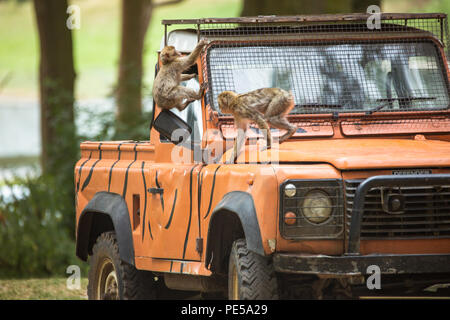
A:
241;0;352;16
116;0;184;137
240;0;381;16
116;0;153;132
33;0;76;176
352;0;381;13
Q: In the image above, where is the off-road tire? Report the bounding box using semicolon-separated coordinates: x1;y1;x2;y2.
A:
228;238;279;300
87;231;155;300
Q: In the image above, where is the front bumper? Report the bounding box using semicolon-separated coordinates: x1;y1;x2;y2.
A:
273;253;450;275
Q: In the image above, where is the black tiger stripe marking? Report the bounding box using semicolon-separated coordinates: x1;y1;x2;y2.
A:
181;164;198;270
164;189;178;229
197;165;205;239
122;144;138;199
148;221;153;240
81;143;103;192
155;170;164;213
76;151;92;193
155;171;165;212
155;171;161;188
107;143;123;192
203;165;221;220
141;161;152;241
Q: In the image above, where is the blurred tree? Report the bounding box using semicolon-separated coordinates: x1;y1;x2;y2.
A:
33;0;77;235
352;0;382;12
241;0;381;15
116;0;183;136
33;0;76;176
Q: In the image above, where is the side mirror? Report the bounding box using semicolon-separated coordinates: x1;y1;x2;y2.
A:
153;109;192;146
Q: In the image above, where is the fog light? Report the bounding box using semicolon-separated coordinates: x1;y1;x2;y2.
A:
284;184;296;198
284;211;297;225
302;190;332;224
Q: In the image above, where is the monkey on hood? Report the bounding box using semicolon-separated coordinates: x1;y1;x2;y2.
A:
218;88;297;163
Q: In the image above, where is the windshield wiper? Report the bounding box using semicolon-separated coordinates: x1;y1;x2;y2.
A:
295;103;343;109
365;97;437;115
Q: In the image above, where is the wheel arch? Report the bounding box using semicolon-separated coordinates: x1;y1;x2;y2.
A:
205;191;264;274
76;191;135;266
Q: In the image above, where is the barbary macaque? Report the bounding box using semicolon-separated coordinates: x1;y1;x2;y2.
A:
217;88;297;162
152;39;208;111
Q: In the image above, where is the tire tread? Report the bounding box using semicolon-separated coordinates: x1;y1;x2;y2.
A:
229;239;279;300
88;232;155;300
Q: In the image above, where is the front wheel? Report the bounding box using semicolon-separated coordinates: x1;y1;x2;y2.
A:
228;239;279;300
87;231;155;300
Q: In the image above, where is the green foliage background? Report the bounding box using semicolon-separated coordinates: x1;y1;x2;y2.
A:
0;104;154;278
0;176;82;277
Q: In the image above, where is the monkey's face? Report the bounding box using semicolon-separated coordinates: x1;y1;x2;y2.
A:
218;91;236;114
160;46;182;65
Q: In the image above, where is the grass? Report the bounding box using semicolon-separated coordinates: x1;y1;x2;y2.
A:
383;0;450;15
0;156;39;168
0;277;88;300
0;1;39;97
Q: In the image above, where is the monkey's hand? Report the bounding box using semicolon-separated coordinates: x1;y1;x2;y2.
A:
198;39;209;47
180;39;210;69
225;156;234;164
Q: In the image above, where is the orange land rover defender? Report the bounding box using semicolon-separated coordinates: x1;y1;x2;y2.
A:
75;13;450;299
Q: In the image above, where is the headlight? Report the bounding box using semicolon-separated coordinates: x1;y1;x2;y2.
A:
284;183;296;197
301;190;333;224
280;179;343;240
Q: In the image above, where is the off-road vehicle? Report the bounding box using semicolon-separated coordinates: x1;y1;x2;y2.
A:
75;13;450;299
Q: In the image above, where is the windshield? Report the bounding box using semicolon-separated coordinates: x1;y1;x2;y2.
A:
207;40;449;114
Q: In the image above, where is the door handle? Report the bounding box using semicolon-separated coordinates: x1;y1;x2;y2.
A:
148;187;164;195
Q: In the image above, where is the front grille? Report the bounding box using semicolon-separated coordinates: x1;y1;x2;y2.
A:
345;180;450;239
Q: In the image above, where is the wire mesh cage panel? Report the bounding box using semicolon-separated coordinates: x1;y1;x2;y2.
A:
163;14;450;118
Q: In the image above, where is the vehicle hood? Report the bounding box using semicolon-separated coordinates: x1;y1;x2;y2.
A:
232;138;450;170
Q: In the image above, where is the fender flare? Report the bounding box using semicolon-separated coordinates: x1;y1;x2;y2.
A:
205;191;264;270
76;192;135;265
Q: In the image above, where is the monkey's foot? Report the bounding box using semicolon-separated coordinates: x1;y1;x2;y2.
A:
224;152;238;164
225;156;235;164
